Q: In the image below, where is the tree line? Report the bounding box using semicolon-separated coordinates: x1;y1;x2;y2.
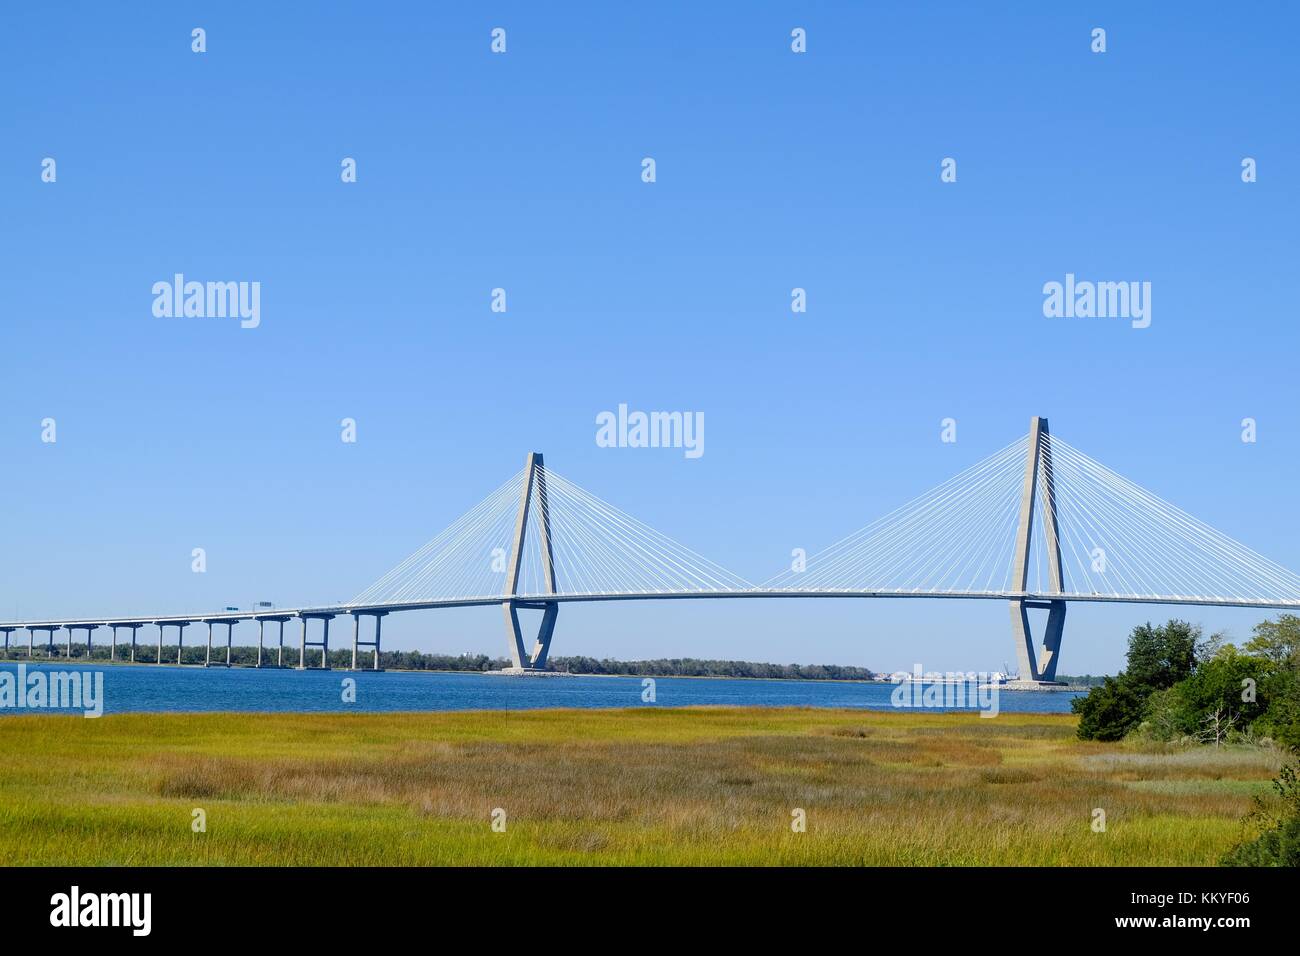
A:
546;656;876;681
7;644;875;680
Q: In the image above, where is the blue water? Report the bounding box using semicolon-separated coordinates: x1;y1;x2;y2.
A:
0;662;1083;716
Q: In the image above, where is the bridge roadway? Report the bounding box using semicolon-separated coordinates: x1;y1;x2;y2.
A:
3;587;1299;632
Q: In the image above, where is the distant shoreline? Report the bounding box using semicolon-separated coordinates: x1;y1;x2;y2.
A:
0;657;1092;690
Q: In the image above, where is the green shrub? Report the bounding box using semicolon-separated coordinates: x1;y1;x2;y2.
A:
1139;647;1269;743
1075;620;1200;741
1222;758;1300;867
1246;616;1300;749
1073;675;1146;742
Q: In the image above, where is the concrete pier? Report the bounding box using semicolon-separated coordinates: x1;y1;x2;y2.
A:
103;623;144;662
126;623;143;662
154;621;191;665
28;626;59;659
200;618;238;667
298;613;335;669
63;623;102;660
350;611;387;670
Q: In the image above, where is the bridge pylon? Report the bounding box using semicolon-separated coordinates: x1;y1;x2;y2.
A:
1009;417;1067;684
502;452;559;670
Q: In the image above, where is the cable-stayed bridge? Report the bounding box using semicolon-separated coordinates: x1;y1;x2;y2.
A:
4;418;1299;685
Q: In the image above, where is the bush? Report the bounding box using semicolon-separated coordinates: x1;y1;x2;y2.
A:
1138;647;1269;743
1073;675;1146;741
1247;616;1300;749
1125;620;1199;693
1079;616;1300;747
1222;758;1300;867
1074;621;1200;741
1135;686;1187;742
1257;667;1300;750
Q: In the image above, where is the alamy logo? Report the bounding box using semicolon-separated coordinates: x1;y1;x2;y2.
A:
50;886;151;936
1042;273;1151;329
0;664;104;717
152;273;261;329
595;404;704;459
890;664;1001;717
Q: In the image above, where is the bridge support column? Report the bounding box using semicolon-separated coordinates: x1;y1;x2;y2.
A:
41;627;56;658
502;601;559;670
63;624;100;660
1008;417;1068;685
1037;600;1066;681
298;614;334;669
129;624;140;663
278;620;285;667
502;603;528;669
257;620;265;667
1010;599;1067;683
0;627;13;658
349;611;387;670
199;620;236;666
501;451;560;671
157;622;190;665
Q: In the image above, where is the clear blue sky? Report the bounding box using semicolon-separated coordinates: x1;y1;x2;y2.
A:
2;2;1297;674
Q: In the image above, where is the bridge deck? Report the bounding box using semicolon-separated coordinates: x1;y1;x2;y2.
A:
3;588;1298;630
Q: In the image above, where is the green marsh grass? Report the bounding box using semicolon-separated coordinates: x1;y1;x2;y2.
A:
0;707;1280;865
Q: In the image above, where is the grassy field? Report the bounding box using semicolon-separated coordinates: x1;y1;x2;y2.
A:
0;707;1281;865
